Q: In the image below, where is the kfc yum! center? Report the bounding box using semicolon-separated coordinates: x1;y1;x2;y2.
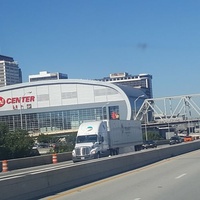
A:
0;79;146;135
0;96;35;109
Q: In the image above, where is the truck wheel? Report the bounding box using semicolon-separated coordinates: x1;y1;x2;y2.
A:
115;148;119;155
109;149;113;156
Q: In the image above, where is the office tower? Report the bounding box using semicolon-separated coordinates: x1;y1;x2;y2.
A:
96;72;153;98
29;71;68;82
0;55;22;87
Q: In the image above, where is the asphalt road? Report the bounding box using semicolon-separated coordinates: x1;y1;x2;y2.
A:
41;149;200;200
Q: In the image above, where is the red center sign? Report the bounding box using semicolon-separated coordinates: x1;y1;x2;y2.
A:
0;96;35;107
0;97;5;107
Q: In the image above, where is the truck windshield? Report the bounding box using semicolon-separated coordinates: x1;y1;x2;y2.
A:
77;135;97;143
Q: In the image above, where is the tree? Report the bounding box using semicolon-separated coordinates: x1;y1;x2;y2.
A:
0;122;10;159
37;133;53;144
143;131;163;141
4;129;34;159
53;134;76;153
0;122;9;146
0;122;35;160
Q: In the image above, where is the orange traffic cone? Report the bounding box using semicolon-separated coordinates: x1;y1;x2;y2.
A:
2;160;8;172
52;154;57;164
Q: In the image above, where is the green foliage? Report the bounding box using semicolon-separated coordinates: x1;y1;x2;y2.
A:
36;133;76;154
143;131;163;141
0;123;35;160
65;134;76;146
0;122;9;146
4;129;34;159
53;134;76;153
37;134;52;143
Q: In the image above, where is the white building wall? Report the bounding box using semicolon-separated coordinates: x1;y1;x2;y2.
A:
36;85;50;108
0;82;126;112
61;84;78;105
77;84;95;104
49;85;62;106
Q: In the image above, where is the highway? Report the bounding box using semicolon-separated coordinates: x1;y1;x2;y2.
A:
41;149;200;200
0;143;168;180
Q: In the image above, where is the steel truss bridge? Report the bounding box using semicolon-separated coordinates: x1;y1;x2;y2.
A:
136;93;200;134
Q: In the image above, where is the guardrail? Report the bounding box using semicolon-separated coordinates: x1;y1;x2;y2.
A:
1;141;200;200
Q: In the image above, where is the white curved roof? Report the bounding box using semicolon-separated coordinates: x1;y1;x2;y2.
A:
0;79;146;119
0;79;145;97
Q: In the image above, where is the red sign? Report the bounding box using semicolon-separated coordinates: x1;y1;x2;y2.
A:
111;112;120;120
0;96;35;108
0;97;5;107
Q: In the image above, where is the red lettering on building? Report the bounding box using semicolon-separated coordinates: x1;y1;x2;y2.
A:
0;95;35;108
0;97;5;107
13;105;18;110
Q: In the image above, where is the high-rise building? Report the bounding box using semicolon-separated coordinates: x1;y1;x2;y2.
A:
95;72;153;98
0;55;22;87
29;71;68;82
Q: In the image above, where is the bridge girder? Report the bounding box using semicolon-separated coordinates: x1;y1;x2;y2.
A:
136;93;200;125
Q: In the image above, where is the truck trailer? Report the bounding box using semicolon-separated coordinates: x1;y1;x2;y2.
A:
72;120;143;162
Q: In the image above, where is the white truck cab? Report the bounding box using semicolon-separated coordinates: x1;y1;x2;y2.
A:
72;120;143;162
72;121;109;162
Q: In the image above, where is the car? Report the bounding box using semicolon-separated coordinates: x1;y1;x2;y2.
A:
184;136;193;142
142;140;157;149
169;136;182;145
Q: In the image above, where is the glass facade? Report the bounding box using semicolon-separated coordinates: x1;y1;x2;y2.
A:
0;105;119;133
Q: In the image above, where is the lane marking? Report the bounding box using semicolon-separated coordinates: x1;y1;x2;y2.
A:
45;151;198;200
0;163;73;179
175;173;186;179
45;160;173;200
0;175;25;181
1;149;199;198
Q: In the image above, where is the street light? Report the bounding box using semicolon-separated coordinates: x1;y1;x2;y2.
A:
20;91;32;129
134;95;145;120
145;110;148;141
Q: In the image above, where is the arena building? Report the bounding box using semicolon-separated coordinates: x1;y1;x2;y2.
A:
0;79;146;135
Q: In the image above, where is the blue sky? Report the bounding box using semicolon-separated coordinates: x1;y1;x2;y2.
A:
0;0;200;98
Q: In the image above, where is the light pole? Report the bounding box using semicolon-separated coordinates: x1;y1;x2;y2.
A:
102;102;109;120
134;95;144;120
20;91;32;129
145;110;148;141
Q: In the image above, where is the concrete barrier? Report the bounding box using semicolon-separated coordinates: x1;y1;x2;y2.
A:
1;141;200;200
0;152;72;172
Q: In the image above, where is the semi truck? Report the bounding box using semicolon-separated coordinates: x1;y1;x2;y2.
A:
72;120;143;162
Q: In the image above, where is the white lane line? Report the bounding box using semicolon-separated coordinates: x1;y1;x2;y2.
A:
134;198;141;200
0;163;71;179
30;165;72;175
175;173;186;179
0;175;25;181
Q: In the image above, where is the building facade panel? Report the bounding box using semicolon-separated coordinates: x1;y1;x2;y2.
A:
77;84;95;104
49;85;62;106
0;80;146;134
